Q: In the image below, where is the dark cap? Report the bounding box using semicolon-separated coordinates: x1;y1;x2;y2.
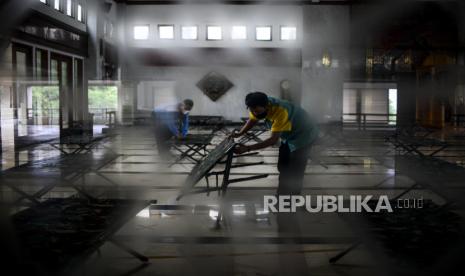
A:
183;99;194;109
245;92;268;108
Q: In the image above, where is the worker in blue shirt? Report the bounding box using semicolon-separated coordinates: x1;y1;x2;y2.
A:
153;99;194;157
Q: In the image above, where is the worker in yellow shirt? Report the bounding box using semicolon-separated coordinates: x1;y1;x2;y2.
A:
232;92;318;195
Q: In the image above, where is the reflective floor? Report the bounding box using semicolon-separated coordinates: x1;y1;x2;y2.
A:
2;125;465;275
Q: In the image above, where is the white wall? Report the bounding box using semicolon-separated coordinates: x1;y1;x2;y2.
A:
118;4;303;121
118;4;355;122
124;65;301;120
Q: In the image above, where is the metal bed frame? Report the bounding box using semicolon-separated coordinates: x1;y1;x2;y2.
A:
176;137;269;228
168;134;214;166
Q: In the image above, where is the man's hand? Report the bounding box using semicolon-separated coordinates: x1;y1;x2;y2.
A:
230;129;242;138
230;119;257;139
234;144;249;154
233;132;280;154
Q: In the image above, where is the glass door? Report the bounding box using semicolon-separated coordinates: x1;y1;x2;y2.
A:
51;53;73;137
12;43;33;138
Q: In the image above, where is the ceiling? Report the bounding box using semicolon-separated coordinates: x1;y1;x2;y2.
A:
113;0;351;5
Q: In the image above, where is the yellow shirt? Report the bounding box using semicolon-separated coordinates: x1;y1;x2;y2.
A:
249;102;292;132
248;97;318;151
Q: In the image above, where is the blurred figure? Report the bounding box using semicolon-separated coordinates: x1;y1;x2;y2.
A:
152;99;194;157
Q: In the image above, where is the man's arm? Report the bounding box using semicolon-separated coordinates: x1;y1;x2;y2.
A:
167;119;180;137
180;114;189;137
234;132;280;154
233;119;258;137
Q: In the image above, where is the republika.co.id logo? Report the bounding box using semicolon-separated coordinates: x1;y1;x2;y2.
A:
264;195;424;213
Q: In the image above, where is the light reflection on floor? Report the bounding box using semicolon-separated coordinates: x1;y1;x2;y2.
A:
1;125;465;275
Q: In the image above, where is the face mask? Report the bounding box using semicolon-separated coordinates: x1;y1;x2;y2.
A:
183;110;190;115
255;111;267;119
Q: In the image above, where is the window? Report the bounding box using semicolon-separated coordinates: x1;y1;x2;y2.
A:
158;25;174;39
66;0;72;16
54;0;60;10
207;26;222;40
35;49;48;79
231;26;247;40
388;89;398;125
181;26;198;40
88;86;118;125
134;25;149;40
280;26;296;40
342;85;396;125
256;26;272;41
77;4;82;21
36;50;42;77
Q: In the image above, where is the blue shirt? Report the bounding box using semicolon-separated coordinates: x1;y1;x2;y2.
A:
153;104;190;137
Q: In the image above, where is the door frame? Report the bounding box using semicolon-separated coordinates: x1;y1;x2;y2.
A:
51;53;73;137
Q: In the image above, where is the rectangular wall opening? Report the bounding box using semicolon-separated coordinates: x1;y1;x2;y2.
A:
343;82;398;127
88;85;118;134
25;85;60;137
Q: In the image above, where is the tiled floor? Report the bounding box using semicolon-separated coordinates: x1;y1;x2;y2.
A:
2;124;465;275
